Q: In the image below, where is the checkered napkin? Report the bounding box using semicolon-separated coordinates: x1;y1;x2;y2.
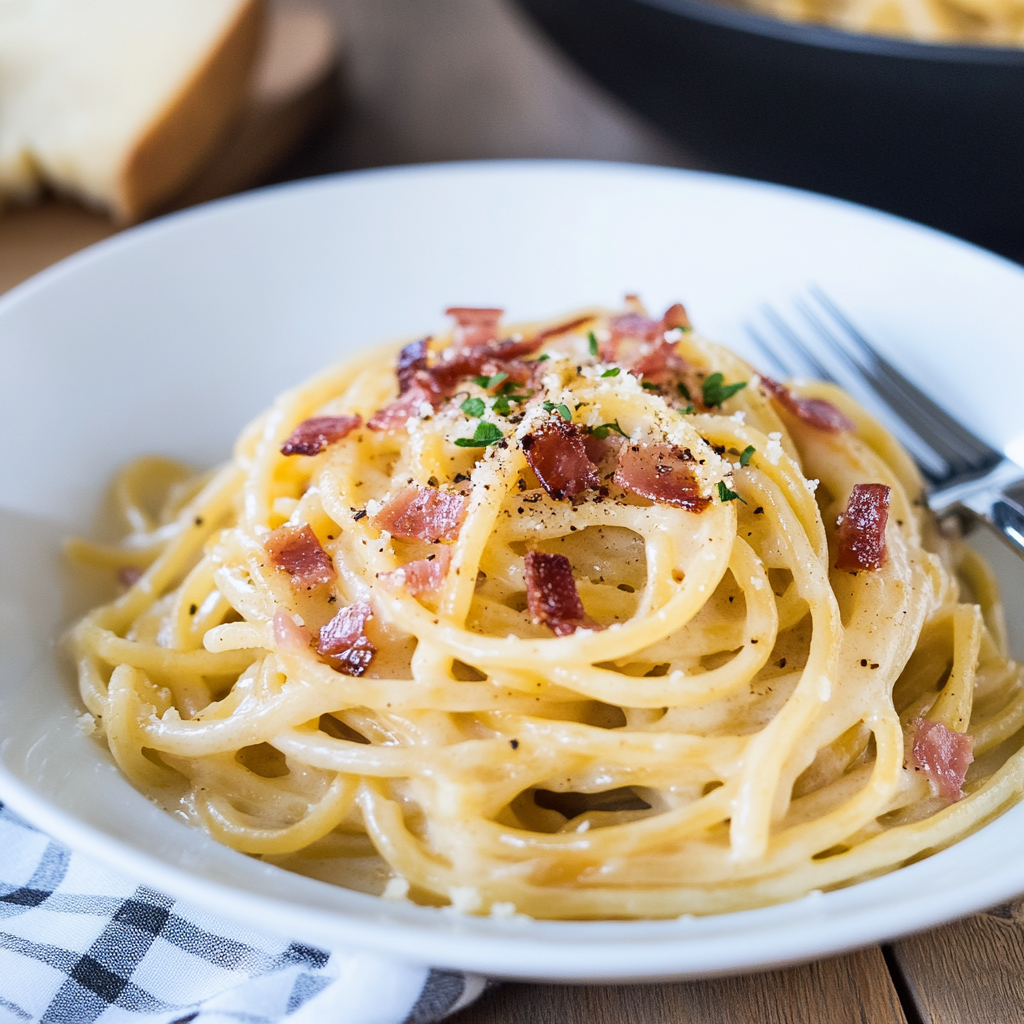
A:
0;803;486;1024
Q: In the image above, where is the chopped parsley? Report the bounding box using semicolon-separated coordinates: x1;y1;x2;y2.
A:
678;404;695;416
601;367;620;378
460;397;485;417
716;480;747;504
533;354;550;363
491;394;511;416
702;372;747;407
473;371;509;390
677;381;691;401
455;422;504;447
542;401;573;422
739;445;756;467
641;381;660;391
588;331;599;356
592;420;628;439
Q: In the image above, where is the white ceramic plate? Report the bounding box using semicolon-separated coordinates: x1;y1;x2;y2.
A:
3;161;1024;982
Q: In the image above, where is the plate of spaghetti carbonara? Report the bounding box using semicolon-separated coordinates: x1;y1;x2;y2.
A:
3;162;1024;979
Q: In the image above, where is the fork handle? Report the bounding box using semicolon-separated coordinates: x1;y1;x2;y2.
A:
929;459;1024;557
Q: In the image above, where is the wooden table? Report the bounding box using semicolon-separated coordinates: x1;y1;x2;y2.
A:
6;1;1024;1020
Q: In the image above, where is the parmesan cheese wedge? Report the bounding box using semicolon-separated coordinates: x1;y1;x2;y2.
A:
0;0;263;222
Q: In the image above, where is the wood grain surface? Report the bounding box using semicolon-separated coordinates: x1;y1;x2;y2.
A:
453;947;908;1024
889;897;1024;1023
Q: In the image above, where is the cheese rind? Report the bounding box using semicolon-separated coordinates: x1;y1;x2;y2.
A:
0;0;263;222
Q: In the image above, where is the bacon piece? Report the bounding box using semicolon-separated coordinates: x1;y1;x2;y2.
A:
367;385;437;432
272;610;312;652
759;376;855;433
318;601;376;676
372;486;467;543
380;547;452;596
912;718;974;800
662;302;692;330
600;305;692;387
446;307;503;348
281;415;361;456
599;311;660;362
629;341;688;383
836;483;890;571
396;338;431;394
614;443;710;511
265;524;335;589
524;550;597;636
521;418;600;501
610;311;663;342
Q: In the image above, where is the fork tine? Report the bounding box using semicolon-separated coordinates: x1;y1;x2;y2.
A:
745;323;794;379
761;306;837;383
750;309;951;481
808;287;1000;467
793;298;977;474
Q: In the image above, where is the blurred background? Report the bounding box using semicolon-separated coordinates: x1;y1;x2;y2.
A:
4;0;1024;294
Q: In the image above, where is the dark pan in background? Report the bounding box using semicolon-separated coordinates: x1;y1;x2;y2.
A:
514;0;1024;254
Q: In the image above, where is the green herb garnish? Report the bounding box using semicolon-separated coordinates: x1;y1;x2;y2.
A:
455;422;504;447
588;331;599;356
601;367;620;378
716;480;747;504
533;354;550;363
592;421;628;439
702;372;747;408
491;395;511;416
739;444;755;467
473;371;509;390
460;397;485;417
641;381;660;391
678;404;695;416
677;381;691;401
556;403;572;422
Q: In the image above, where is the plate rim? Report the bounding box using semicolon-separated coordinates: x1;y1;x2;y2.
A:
3;158;1024;980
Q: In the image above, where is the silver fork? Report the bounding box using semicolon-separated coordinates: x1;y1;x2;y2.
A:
746;287;1024;557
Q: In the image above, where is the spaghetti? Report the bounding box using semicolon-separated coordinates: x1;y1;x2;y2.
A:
68;300;1024;919
738;0;1024;47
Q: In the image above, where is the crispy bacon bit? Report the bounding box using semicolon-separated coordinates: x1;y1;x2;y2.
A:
265;524;335;589
599;304;692;386
524;550;597;636
367;385;437;432
372;486;467;543
446;307;504;348
281;415;361;456
380;547;452;596
521;418;600;501
272;610;312;652
396;338;431;394
614;443;711;511
663;302;692;330
318;602;376;676
610;311;663;342
759;376;855;433
629;340;688;382
912;718;974;800
836;483;890;571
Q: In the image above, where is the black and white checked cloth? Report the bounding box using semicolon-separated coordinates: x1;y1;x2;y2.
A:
0;803;486;1024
